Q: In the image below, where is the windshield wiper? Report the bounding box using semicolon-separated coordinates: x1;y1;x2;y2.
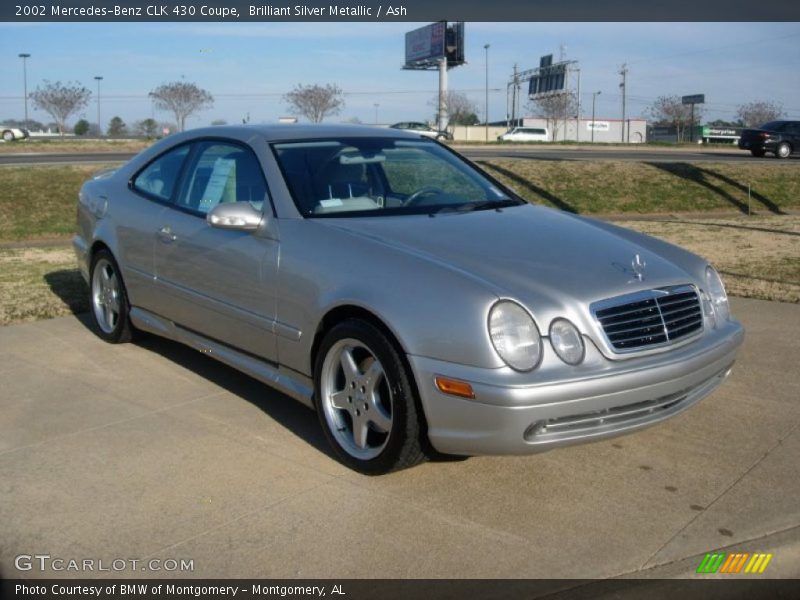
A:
429;198;521;215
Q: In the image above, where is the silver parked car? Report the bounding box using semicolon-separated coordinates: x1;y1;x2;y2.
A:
74;125;744;474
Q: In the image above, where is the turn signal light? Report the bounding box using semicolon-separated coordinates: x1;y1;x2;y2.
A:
435;376;475;399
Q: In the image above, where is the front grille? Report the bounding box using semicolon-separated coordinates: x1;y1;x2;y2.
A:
592;285;703;352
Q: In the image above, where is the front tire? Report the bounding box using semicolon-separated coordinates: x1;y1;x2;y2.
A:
314;319;426;474
2;130;13;142
89;249;134;343
776;142;792;159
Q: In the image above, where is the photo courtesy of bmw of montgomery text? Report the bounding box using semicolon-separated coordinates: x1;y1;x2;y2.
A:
73;124;743;474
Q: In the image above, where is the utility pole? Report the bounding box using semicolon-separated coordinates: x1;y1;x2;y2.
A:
373;103;379;125
591;91;601;143
575;67;581;143
619;64;628;143
510;63;518;127
94;76;103;135
18;53;31;127
484;43;490;141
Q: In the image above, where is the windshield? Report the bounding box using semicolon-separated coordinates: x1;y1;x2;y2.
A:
271;138;520;217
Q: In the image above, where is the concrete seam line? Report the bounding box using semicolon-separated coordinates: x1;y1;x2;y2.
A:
638;420;800;571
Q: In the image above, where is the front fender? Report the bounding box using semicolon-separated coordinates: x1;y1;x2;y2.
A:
275;219;503;376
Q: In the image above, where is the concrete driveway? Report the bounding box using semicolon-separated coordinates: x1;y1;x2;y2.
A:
1;297;798;580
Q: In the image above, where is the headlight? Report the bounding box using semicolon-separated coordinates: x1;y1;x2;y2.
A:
549;318;585;365
488;301;542;371
705;266;730;323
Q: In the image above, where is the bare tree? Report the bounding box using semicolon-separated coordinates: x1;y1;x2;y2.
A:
149;81;213;132
29;81;91;135
427;91;480;127
284;83;345;123
736;101;785;128
526;92;577;141
647;95;701;142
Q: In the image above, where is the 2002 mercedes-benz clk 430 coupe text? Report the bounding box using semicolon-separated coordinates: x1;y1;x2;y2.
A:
74;125;744;474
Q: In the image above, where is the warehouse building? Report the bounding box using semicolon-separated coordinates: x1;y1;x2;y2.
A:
452;117;647;143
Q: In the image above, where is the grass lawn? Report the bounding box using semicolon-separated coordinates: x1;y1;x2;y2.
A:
0;139;151;154
480;160;800;215
0;246;87;326
0;164;118;242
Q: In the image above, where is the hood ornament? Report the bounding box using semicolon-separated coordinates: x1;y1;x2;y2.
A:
631;253;646;281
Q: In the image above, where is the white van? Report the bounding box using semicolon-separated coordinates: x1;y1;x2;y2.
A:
498;127;549;142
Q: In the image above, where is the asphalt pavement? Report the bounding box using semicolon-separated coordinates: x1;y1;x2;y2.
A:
1;297;798;579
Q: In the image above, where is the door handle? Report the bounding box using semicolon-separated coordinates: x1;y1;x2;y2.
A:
157;226;177;243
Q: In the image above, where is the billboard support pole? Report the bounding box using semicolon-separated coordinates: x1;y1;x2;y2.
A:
619;63;628;143
438;57;448;132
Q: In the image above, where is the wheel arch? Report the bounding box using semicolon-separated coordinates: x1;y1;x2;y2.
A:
310;304;411;377
89;239;112;260
309;303;435;456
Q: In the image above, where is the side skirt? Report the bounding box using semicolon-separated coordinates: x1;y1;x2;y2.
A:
129;306;315;409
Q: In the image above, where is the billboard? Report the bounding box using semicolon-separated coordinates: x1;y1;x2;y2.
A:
682;94;705;104
528;62;566;96
405;21;446;65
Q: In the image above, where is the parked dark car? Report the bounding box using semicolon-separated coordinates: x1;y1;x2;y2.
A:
738;120;800;158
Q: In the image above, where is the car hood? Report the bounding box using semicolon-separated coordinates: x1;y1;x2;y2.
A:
320;204;698;323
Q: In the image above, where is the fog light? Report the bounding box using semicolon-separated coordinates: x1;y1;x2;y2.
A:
549;318;585;365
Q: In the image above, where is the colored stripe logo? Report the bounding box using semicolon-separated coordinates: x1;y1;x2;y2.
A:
696;552;772;574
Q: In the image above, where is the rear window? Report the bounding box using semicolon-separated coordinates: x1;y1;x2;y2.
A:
132;145;190;201
759;121;787;131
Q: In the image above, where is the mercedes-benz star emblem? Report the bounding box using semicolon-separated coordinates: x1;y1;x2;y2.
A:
632;253;646;281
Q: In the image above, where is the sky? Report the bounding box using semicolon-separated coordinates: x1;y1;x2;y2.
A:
1;21;799;129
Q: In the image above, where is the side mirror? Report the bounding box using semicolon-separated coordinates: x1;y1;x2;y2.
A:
207;202;263;231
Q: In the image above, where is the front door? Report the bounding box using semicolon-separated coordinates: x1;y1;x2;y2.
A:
153;140;279;363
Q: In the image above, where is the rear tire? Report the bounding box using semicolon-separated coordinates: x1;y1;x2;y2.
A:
750;149;766;158
2;130;13;142
314;319;426;475
89;249;134;344
776;142;792;159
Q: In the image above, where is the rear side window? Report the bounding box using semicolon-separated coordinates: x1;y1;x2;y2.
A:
176;142;267;215
132;145;190;201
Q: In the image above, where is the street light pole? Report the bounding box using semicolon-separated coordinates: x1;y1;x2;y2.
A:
591;91;601;143
374;103;379;125
94;76;103;135
18;53;30;127
484;43;490;142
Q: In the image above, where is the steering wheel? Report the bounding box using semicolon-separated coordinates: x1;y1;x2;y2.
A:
403;186;445;206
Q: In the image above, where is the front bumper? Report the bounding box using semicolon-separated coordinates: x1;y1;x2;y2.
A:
409;320;744;456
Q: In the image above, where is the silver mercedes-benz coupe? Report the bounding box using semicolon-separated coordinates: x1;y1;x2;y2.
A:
74;124;744;474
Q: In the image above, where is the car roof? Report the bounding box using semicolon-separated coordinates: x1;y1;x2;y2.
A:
175;123;421;142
